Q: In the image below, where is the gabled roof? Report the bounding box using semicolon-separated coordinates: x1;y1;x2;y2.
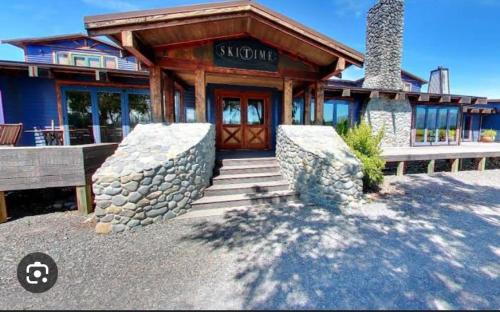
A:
1;33;122;51
84;0;364;70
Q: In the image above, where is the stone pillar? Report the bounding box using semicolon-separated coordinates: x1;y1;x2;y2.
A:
362;0;404;90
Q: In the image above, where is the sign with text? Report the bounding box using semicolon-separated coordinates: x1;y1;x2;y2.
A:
214;39;279;72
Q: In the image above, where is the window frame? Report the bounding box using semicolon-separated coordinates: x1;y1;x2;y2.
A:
54;51;119;69
323;96;354;127
412;103;460;146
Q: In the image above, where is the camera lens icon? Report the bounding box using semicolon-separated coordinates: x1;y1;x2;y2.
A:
18;253;58;293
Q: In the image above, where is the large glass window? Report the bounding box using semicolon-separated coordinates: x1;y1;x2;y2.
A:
222;98;241;125
66;91;94;145
323;99;351;126
414;105;459;145
98;92;122;143
129;94;151;129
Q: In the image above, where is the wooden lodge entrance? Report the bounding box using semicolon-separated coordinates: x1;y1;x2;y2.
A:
216;90;271;150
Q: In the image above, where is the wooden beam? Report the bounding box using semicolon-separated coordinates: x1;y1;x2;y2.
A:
477;157;486;171
397;161;405;176
149;65;164;122
314;81;324;125
439;95;452;103
394;92;406;101
451;159;460;173
76;184;93;215
283;78;293;125
195;69;206;122
121;30;155;67
342;88;351;97
320;57;346;79
0;191;7;224
474;98;488;105
28;65;39;77
304;85;312;125
427;160;435;174
369;90;380;99
459;96;472;104
418;93;430;102
164;73;175;123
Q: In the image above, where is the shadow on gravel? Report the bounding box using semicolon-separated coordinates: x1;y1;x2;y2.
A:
182;174;500;309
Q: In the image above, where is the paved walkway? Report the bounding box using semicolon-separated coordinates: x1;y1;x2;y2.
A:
0;171;499;309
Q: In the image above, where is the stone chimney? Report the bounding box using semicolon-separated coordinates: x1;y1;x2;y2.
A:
362;0;404;90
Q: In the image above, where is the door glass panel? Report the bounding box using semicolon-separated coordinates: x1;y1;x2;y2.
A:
415;106;426;143
222;97;241;125
426;108;437;143
128;94;151;129
463;114;472;140
437;108;448;142
247;99;264;125
336;103;349;124
448;108;458;142
66;91;94;145
98;92;122;143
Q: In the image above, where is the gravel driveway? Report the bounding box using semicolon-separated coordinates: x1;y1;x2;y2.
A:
0;170;499;309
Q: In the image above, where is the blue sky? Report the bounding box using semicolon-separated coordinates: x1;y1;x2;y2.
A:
0;0;499;98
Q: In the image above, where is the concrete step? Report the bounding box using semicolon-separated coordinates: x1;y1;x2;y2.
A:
191;190;299;211
220;157;278;167
204;180;290;196
218;163;280;175
212;172;283;185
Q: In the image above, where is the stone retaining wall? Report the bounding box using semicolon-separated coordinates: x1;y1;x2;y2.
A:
92;123;215;233
276;125;363;208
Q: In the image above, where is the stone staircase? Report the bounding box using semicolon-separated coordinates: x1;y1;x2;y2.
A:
191;152;298;211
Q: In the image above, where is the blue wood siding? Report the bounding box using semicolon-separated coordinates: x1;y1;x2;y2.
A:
25;38;138;71
401;75;424;92
0;73;58;145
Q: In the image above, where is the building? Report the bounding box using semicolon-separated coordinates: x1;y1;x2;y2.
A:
462;100;500;142
0;0;491;149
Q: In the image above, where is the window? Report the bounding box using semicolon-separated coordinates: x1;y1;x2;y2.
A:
129;94;151;129
403;82;412;92
323;99;351;126
292;97;304;125
222;98;241;125
414;105;459;145
104;56;117;69
55;51;118;69
65;91;94;145
174;91;182;122
98;92;122;143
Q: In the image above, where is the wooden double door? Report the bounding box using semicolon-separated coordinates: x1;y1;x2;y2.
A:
216;90;271;150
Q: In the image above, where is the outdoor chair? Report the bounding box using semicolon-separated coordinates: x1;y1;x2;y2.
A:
0;123;23;146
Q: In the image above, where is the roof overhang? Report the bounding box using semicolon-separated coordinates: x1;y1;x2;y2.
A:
1;33;122;51
84;0;364;78
324;82;488;104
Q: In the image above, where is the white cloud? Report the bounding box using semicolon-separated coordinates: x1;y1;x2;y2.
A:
82;0;140;12
331;0;373;18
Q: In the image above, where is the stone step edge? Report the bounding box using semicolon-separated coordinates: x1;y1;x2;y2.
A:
219;157;277;163
219;164;280;171
205;180;290;190
178;201;306;220
193;190;298;205
213;172;283;180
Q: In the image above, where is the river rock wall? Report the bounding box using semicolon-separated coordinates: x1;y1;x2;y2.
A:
276;125;363;208
92;123;215;234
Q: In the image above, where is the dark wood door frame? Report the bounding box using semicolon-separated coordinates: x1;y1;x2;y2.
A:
215;89;272;150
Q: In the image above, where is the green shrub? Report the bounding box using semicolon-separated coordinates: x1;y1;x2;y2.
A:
335;119;350;138
481;129;497;137
341;122;385;191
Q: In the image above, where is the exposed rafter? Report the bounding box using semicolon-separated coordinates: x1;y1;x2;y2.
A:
121;31;155;67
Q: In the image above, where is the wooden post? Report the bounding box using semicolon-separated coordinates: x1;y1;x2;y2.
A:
0;191;7;224
397;161;405;176
195;69;206;122
76;184;93;215
283;78;293;125
477;157;486;171
451;159;460;173
314;81;324;125
149;65;164;122
303;85;311;125
427;160;435;174
164;73;175;123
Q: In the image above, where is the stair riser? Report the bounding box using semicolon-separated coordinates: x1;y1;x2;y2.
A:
213;175;283;185
221;159;278;167
192;194;298;210
218;167;280;175
204;184;289;196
